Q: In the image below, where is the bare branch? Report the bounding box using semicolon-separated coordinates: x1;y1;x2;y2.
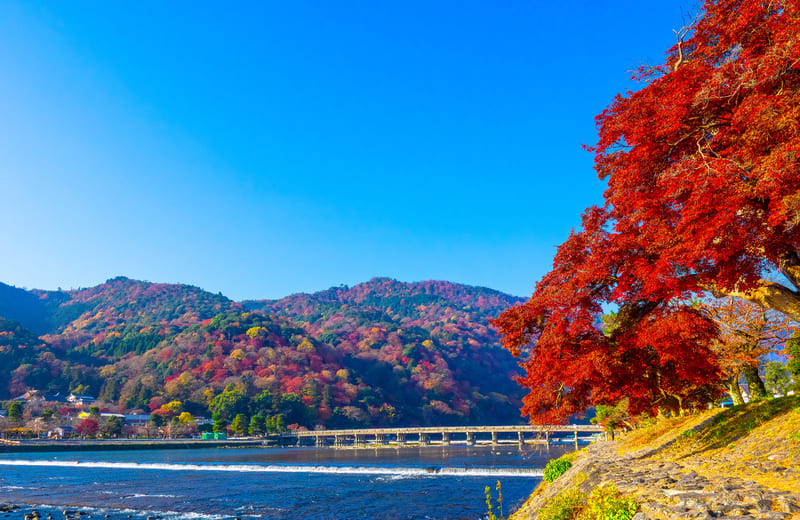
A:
672;11;701;72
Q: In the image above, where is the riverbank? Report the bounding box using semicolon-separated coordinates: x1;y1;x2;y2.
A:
0;439;263;453
511;395;800;520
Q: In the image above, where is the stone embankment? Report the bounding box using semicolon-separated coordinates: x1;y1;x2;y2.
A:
511;396;800;520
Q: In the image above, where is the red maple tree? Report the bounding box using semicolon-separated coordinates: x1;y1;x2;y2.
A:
495;0;800;423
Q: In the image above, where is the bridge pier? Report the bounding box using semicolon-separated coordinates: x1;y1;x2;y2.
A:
289;424;601;450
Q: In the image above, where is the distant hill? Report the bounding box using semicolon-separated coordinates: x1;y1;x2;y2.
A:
0;282;73;334
0;276;527;428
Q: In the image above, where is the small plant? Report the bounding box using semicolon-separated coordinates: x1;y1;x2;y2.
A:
484;481;504;520
540;488;586;520
543;454;574;482
579;484;638;520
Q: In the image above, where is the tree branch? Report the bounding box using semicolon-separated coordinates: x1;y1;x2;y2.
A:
706;279;800;323
778;250;800;291
672;12;700;72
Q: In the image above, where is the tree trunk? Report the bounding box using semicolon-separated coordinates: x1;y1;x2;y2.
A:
717;279;800;323
742;363;768;401
727;373;745;406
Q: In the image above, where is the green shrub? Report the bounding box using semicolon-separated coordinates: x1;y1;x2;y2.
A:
543;455;573;482
579;485;638;520
540;488;586;520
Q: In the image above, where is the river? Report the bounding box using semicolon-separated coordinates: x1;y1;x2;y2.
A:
0;444;577;519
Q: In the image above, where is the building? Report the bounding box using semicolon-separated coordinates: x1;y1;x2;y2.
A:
48;426;76;439
13;390;70;404
123;414;151;426
68;394;97;407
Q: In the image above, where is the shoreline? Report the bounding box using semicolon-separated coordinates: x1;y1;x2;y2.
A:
0;439;263;453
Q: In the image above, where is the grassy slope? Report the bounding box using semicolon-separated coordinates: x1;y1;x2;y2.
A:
618;394;800;493
511;395;800;519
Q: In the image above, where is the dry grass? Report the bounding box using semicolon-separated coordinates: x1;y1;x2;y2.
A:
617;395;800;493
617;411;717;456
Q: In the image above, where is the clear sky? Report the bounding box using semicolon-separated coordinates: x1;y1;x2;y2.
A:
0;1;687;301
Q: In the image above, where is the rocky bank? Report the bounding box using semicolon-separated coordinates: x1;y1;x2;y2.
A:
511;396;800;520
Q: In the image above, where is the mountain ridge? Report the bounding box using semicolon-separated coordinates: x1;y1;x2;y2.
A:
0;276;528;428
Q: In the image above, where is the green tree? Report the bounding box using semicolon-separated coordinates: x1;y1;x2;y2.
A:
101;416;123;438
764;361;791;397
248;415;265;436
150;413;164;428
231;414;248;436
7;402;23;423
249;390;273;416
787;332;800;390
209;390;248;421
88;406;101;418
277;393;307;426
274;414;285;433
212;412;228;433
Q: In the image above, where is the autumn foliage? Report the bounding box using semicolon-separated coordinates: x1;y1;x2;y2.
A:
495;0;800;423
0;277;526;428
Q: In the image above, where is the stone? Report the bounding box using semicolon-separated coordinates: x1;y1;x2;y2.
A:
664;489;691;497
775;497;800;514
756;499;773;513
631;513;647;520
761;513;792;520
715;504;749;516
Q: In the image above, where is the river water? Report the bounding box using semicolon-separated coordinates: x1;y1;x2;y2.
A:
0;444;577;520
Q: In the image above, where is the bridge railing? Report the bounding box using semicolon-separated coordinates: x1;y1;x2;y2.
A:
288;424;602;437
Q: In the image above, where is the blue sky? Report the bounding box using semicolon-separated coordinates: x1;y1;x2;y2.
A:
1;1;686;300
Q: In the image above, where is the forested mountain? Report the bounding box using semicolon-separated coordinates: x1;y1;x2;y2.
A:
0;277;526;428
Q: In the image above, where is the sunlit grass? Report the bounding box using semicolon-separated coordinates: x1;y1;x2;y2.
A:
618;395;800;493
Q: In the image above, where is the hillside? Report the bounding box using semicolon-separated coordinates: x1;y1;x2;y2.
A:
511;396;800;519
0;277;526;428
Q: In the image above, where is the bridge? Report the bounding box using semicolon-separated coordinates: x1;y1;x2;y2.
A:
279;424;604;448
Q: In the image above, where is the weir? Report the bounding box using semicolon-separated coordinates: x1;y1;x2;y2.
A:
279;424;603;449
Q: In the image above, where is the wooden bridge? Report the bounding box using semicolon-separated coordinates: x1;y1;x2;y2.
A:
280;424;603;448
